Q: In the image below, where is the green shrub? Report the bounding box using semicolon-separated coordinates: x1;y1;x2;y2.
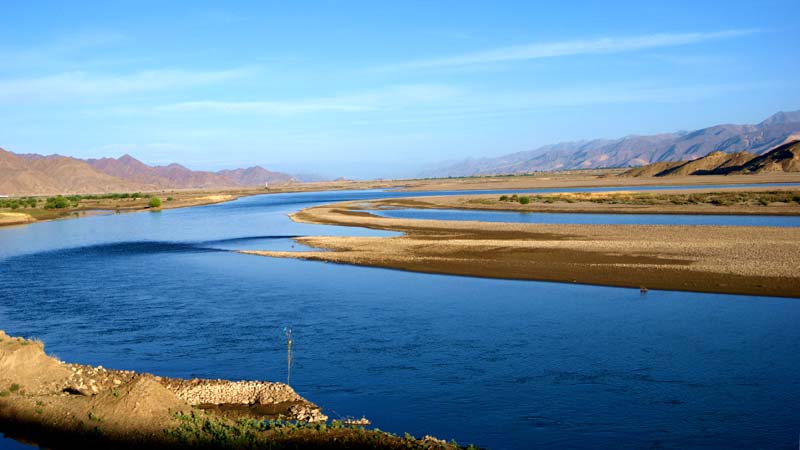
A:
44;196;70;209
519;196;531;204
148;197;162;208
499;195;509;202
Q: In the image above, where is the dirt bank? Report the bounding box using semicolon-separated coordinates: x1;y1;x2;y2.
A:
240;199;800;298
367;188;800;216
0;331;465;449
0;213;35;226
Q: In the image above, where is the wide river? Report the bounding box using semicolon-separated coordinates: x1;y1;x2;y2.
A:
1;186;799;450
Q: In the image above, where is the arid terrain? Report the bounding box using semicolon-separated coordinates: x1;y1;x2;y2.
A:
0;330;463;449
241;186;800;298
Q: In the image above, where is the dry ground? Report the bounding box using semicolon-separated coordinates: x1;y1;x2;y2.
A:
241;194;800;298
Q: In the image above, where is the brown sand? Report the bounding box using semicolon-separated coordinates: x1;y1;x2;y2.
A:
0;330;325;447
240;199;800;298
0;212;35;226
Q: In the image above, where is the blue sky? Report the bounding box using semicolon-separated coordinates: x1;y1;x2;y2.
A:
1;1;799;178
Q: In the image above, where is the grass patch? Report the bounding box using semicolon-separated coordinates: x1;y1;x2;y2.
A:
165;412;475;449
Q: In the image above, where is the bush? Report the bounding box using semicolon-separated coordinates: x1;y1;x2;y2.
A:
148;197;162;208
44;196;70;209
519;196;531;204
499;195;509;202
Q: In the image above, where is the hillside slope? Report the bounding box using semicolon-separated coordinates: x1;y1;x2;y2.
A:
1;149;146;195
423;110;800;177
621;141;800;177
1;149;297;195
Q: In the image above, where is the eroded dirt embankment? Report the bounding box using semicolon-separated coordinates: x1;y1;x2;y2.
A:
241;199;800;298
0;330;325;447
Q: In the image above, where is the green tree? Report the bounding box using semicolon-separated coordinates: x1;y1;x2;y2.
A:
44;196;70;209
519;196;531;204
148;197;162;208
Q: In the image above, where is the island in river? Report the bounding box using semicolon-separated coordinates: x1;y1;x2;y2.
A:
241;186;800;298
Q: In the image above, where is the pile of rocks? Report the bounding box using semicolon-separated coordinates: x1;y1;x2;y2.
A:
59;361;327;422
63;363;135;396
160;378;300;405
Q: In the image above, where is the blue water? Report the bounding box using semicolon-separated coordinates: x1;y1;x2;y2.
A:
371;208;800;227
1;187;799;450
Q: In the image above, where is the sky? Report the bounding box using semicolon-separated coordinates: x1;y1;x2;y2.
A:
1;1;799;179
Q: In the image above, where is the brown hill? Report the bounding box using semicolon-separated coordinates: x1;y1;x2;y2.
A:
86;154;168;186
87;154;295;189
86;155;233;189
217;166;295;186
621;141;800;177
0;148;61;195
656;151;756;177
2;149;298;195
736;140;800;174
618;161;683;177
25;155;144;193
0;149;145;195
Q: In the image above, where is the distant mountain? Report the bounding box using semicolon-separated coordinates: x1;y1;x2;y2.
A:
86;154;295;189
0;150;296;196
0;149;144;195
621;140;800;177
422;110;800;177
217;166;295;186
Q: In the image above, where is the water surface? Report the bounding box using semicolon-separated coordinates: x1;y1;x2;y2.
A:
1;187;799;450
371;208;800;226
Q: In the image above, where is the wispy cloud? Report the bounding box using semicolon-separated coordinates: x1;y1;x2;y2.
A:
0;67;256;100
156;84;461;115
379;29;759;71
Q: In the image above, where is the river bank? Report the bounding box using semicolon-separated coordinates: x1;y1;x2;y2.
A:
363;188;800;216
0;330;463;449
4;172;799;228
241;193;800;297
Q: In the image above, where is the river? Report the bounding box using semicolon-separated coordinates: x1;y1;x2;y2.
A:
1;186;799;449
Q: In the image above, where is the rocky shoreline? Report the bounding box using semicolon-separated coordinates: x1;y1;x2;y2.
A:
0;330;327;447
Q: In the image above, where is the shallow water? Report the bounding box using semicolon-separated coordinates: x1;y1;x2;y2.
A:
1;187;799;450
371;208;800;226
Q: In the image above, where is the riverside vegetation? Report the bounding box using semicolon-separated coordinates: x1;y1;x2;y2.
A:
495;190;800;207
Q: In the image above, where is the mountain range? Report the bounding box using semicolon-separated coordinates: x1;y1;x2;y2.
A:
0;150;296;196
422;110;800;177
621;140;800;177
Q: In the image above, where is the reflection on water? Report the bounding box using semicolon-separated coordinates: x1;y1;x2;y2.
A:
1;187;799;450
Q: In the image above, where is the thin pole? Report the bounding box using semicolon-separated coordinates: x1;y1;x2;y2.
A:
285;327;293;385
